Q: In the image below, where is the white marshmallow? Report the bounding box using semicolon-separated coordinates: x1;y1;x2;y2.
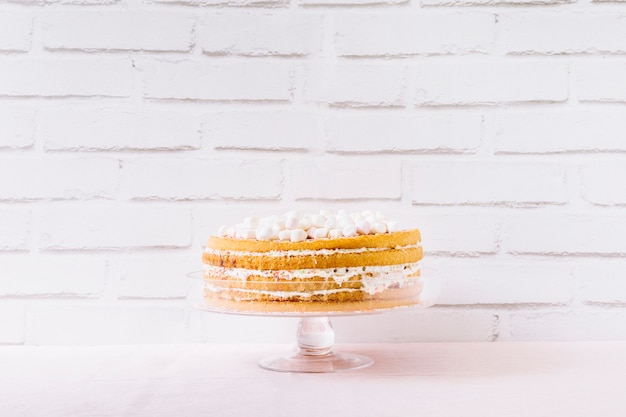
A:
255;226;273;241
386;220;400;233
290;229;307;242
274;216;286;229
328;228;342;239
337;218;352;229
260;216;274;227
324;217;337;229
352;214;365;223
372;222;387;234
343;224;358;237
299;217;312;230
244;216;260;228
355;219;371;235
311;214;325;228
278;229;292;241
220;210;401;241
285;216;300;229
236;227;256;240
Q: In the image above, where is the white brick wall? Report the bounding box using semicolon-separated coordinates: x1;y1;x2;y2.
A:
501;13;626;55
139;59;293;101
1;0;626;345
326;111;482;153
0;157;119;200
41;105;202;151
199;13;323;57
413;58;569;106
304;62;406;107
206;111;323;151
334;13;496;57
0;58;133;97
39;205;192;250
0;13;33;52
42;11;195;52
0;106;35;149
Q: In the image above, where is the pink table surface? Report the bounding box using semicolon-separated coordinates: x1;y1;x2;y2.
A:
1;342;625;417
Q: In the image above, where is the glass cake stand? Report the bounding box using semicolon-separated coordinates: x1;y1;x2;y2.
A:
187;268;440;373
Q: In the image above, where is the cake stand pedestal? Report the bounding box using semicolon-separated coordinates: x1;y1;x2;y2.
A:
258;316;372;373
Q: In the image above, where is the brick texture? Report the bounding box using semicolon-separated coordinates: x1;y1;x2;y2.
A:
120;158;283;200
0;58;133;98
0;13;33;52
413;59;569;106
42;105;202;151
505;215;626;255
0;255;105;297
0;208;30;251
139;59;293;101
0;306;24;344
577;61;626;103
304;62;406;107
494;109;626;154
206;111;323;151
42;11;194;52
39;205;192;250
422;0;570;5
199;13;323;56
2;0;625;345
289;158;402;200
417;214;500;255
26;305;198;345
335;13;495;57
326;111;482;153
436;260;574;305
501;13;626;55
581;162;626;206
410;162;567;206
115;253;197;299
0;106;35;149
0;158;118;201
576;263;626;304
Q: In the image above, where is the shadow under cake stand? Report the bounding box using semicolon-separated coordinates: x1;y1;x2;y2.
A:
188;268;440;373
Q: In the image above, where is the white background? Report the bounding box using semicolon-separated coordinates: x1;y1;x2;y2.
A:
1;0;626;345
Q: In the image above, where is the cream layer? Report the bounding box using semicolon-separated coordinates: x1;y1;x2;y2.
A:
203;262;421;284
205;277;420;299
202;243;421;258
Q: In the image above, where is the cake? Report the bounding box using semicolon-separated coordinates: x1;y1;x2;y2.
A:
201;210;424;313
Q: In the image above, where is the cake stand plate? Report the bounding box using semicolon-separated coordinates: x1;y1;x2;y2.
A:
187;268;440;373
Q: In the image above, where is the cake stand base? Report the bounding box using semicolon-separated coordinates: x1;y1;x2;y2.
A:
259;351;373;373
258;316;373;373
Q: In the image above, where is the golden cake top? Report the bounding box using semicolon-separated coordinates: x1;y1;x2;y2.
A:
208;210;421;252
207;229;421;253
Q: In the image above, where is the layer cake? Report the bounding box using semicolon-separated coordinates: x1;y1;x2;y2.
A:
202;211;424;313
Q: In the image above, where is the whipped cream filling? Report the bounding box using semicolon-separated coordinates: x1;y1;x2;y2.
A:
204;262;421;295
203;262;421;284
203;243;421;259
205;277;420;299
